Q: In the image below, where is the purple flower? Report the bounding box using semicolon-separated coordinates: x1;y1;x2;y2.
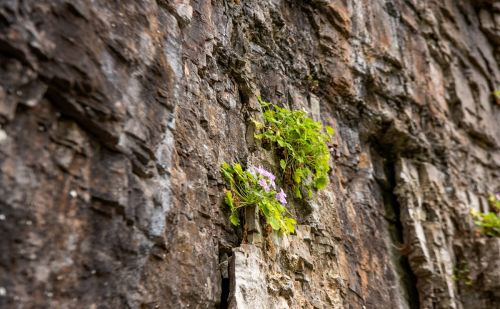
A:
495;193;500;201
254;165;265;173
262;169;276;182
254;166;275;180
276;189;287;205
251;165;277;189
258;178;270;192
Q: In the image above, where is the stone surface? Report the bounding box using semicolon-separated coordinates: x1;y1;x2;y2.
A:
0;0;499;308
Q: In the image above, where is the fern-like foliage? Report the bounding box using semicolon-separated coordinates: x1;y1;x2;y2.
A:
254;97;334;198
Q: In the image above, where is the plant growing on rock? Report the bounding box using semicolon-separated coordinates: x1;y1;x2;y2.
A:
493;90;500;105
488;193;500;209
452;261;473;286
253;97;334;198
221;162;296;234
470;193;500;237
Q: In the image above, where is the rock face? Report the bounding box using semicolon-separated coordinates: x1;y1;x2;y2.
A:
0;0;499;308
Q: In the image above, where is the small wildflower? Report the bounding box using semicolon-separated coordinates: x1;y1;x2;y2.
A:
495;193;500;201
261;168;276;182
258;178;270;192
251;165;277;189
276;189;287;205
253;166;275;180
254;165;265;174
221;162;296;234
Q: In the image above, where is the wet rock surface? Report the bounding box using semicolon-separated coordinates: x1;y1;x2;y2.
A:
0;0;499;308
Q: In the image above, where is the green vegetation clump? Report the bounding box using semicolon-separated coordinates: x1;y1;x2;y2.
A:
493;90;500;105
254;97;334;198
493;90;500;99
470;193;500;237
221;162;296;234
452;262;473;286
220;96;334;236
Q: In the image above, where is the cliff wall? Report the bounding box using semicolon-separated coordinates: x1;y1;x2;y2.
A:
0;0;499;308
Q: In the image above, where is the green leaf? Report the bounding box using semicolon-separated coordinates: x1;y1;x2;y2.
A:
268;216;280;230
293;168;303;184
233;163;243;174
280;159;286;170
254;133;264;140
224;191;234;210
252;119;264;130
295;187;302;198
283;217;297;234
326;125;334;137
314;176;328;190
229;212;240;226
